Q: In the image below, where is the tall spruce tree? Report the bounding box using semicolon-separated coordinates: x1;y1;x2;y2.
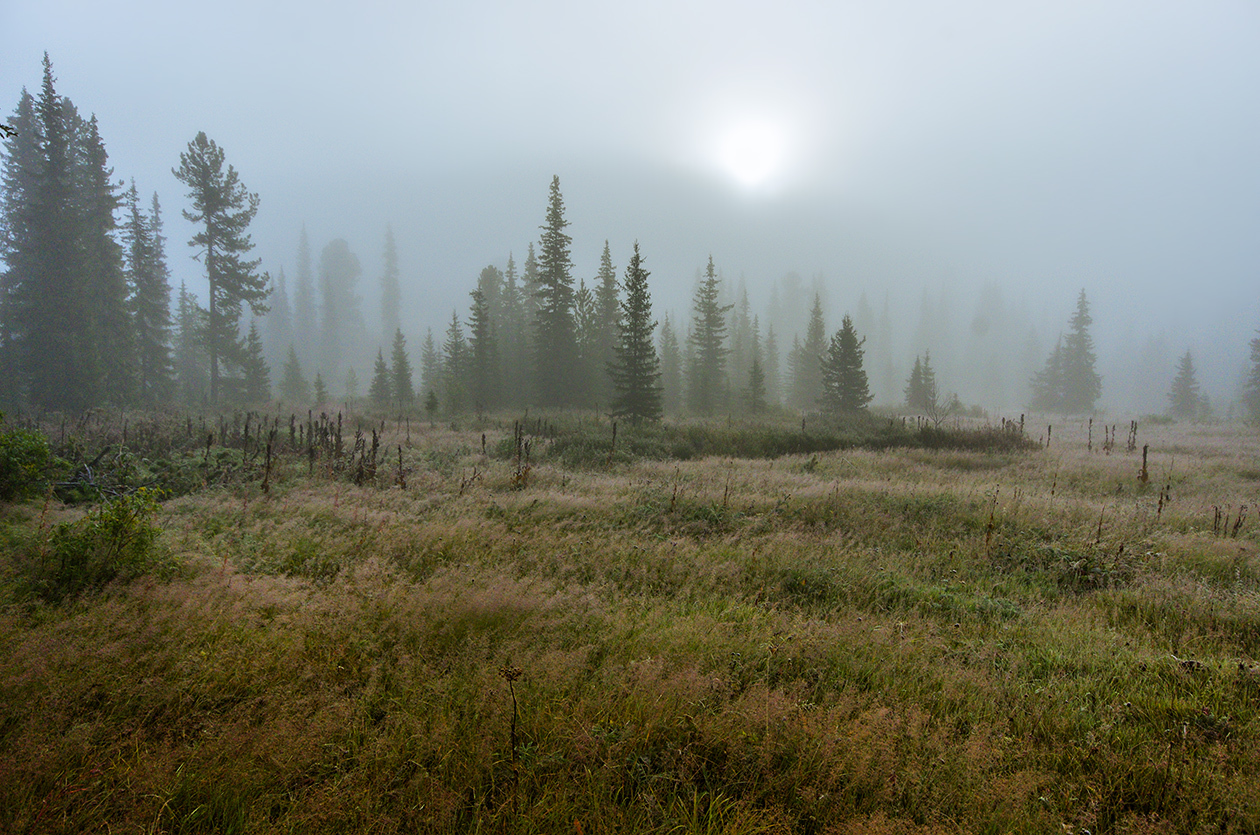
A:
123;184;174;405
533;177;579;407
819;314;872;414
687;256;732;414
79;115;134;405
608;242;662;424
292;225;316;367
173;131;269;405
317;238;365;383
2;57;120;410
0;88;39;407
390;328;415;410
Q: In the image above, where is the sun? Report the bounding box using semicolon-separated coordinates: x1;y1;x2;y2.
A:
716;120;787;189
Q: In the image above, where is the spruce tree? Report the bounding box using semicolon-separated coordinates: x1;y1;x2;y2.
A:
593;241;621;405
263;266;294;374
0;88;39;407
419;327;442;400
1167;350;1201;420
241;320;271;404
819;314;872;414
279;344;311;403
344;367;359;401
79;115;134;405
659;314;683;415
173;281;208;405
3;57;110;410
1060;289;1102;412
573;278;598;405
467;287;498;412
442;310;469;415
1029;337;1065;412
904;351;938;411
1245;331;1260;424
380;223;401;340
608;242;662;424
369;349;392;408
746;319;767;414
533;177;579;407
173;131;269;405
312;372;327;405
123;184;174;405
764;324;780;406
793;294;826;409
317;238;366;383
499;253;530;408
390;328;415;410
687;256;732;414
292;225;316;367
905;356;924;409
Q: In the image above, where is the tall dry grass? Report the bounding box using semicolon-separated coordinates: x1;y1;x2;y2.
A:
1;412;1258;833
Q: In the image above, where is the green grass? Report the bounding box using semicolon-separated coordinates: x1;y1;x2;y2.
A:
1;409;1259;833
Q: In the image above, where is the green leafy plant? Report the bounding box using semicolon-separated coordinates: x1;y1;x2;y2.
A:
28;488;166;602
0;416;52;501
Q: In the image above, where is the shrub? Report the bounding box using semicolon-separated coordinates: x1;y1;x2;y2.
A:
0;418;51;502
27;489;166;603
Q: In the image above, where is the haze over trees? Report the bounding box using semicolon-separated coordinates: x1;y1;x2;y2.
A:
4;57;1260;423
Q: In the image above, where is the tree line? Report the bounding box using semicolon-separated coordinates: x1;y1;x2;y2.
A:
5;57;1260;423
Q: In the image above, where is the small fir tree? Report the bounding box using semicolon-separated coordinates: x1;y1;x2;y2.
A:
369;349;392;409
1167;350;1201;420
240;320;271;403
344;367;359;401
312;372;327;405
390;328;415;410
819;314;872;414
279;344;310;403
687;256;732;414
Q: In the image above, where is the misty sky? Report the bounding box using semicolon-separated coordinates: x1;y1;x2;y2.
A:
3;0;1259;408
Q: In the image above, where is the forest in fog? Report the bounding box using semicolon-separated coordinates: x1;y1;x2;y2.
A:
4;57;1260;424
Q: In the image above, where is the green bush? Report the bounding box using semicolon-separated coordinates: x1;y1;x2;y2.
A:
28;489;166;603
0;418;51;501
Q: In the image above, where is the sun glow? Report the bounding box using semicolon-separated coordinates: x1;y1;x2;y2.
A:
716;119;788;189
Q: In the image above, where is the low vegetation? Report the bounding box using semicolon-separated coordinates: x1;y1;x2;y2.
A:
1;410;1257;833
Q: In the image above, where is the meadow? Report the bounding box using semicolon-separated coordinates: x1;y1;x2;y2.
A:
1;409;1258;834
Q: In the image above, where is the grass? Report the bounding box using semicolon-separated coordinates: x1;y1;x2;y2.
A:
1;409;1258;832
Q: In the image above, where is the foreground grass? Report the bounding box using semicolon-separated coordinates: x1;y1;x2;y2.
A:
2;414;1259;833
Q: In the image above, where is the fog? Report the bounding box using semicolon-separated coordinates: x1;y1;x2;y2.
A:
4;0;1258;413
